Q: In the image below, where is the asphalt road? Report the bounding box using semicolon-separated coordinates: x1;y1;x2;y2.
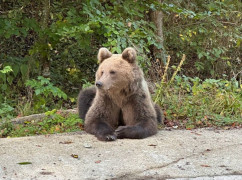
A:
0;128;242;180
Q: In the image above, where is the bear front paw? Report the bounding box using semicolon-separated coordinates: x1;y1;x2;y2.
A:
115;126;128;139
105;134;117;141
97;134;117;141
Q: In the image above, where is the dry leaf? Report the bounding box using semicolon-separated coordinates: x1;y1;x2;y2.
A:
148;144;157;147
40;172;53;175
71;154;78;158
59;141;73;144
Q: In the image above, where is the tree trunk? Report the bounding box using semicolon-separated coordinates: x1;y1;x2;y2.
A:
150;0;165;62
40;0;51;77
149;0;166;80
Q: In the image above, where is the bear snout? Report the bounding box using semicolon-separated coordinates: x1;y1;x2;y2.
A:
95;81;103;88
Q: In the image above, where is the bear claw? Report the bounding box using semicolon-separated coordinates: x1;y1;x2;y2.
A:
105;134;117;141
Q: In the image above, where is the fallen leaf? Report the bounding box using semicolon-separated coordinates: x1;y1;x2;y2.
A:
59;141;73;144
95;160;101;164
17;162;32;165
148;144;157;147
201;164;210;167
56;111;62;115
191;132;202;136
166;121;174;127
55;125;60;131
24;121;31;124
219;165;227;167
71;154;78;158
40;172;53;175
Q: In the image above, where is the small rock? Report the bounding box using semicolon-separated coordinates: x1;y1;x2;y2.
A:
83;143;92;148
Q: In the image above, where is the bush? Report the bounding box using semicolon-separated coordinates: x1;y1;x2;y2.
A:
0;109;83;138
0;0;241;129
156;75;242;128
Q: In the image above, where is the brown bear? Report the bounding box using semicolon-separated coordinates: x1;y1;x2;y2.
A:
77;47;162;141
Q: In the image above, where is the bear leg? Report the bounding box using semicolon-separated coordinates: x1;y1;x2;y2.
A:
77;86;96;120
85;120;117;141
115;120;157;139
84;94;120;141
154;104;163;124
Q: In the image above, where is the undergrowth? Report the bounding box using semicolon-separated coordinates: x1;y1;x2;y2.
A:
155;56;242;129
0;109;83;138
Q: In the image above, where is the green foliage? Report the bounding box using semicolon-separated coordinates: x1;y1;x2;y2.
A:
0;65;14;95
156;75;242;128
0;65;15;120
0;121;14;138
0;0;160;119
160;0;241;78
0;101;14;120
81;79;93;89
0;0;241;129
0;111;83;138
25;76;67;112
26;76;67;99
0;66;13;74
49;0;161;73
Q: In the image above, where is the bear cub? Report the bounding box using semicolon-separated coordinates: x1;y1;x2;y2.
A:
78;47;162;141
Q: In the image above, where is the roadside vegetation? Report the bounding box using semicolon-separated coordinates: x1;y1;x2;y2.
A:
0;109;82;138
0;0;241;137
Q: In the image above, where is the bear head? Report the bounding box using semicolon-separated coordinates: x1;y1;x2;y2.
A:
95;47;137;94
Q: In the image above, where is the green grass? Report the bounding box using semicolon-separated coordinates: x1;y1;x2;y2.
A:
155;76;242;129
0;110;83;138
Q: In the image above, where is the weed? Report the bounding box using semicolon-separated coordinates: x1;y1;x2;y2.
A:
155;56;242;128
25;76;67;112
0;101;14;120
0;110;83;138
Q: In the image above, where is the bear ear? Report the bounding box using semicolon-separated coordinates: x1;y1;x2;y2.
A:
97;48;112;63
122;47;137;63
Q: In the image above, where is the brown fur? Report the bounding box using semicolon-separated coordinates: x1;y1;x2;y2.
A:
83;47;159;141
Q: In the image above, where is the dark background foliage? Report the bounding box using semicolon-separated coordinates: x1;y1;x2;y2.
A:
0;0;241;124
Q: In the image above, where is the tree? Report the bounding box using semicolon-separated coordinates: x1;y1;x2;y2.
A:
150;0;166;63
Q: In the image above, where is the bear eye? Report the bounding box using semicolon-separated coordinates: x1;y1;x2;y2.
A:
110;70;116;74
101;71;104;75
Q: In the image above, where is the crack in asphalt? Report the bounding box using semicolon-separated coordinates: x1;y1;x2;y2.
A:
114;143;242;179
